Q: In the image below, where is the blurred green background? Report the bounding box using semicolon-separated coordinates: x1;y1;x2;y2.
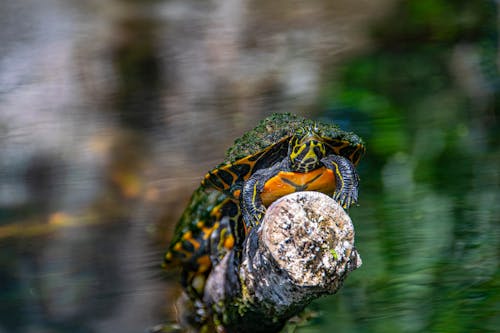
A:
0;1;498;332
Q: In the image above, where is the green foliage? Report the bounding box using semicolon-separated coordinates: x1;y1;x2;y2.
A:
312;0;500;332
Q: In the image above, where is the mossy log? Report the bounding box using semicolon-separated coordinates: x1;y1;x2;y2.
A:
203;191;362;333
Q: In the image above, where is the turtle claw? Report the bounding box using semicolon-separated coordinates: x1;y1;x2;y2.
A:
250;209;266;228
333;191;354;209
333;177;359;209
242;208;265;229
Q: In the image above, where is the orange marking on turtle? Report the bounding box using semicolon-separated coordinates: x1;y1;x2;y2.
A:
223;234;235;250
202;222;219;240
181;231;201;250
196;255;212;273
260;166;336;207
172;242;192;259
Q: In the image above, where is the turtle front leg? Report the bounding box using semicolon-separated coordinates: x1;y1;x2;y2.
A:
240;171;268;229
321;155;360;209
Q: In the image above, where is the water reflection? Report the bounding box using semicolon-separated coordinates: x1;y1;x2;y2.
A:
1;0;499;332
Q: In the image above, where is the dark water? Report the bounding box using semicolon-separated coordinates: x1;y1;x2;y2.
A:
0;1;498;333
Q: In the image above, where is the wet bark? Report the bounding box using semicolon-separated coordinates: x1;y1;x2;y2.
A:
203;191;362;333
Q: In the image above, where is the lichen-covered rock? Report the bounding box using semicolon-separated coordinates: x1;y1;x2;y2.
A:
204;191;362;333
260;191;361;291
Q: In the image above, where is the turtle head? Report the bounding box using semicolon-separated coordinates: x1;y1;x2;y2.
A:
289;128;326;172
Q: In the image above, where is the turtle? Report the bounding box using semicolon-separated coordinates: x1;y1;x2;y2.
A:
163;113;365;324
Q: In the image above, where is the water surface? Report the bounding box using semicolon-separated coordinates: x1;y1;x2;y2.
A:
0;1;498;332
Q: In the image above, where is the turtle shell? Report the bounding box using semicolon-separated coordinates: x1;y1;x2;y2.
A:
164;186;243;299
202;113;365;198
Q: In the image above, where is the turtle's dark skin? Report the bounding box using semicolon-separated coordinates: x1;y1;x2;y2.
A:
163;113;365;326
